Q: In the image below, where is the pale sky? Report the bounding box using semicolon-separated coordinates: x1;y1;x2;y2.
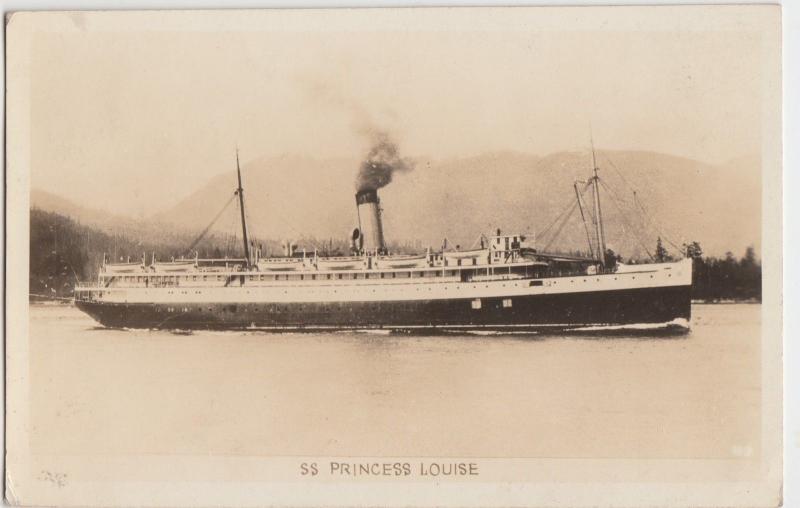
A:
26;7;775;217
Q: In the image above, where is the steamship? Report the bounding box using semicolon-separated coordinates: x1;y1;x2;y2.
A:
74;154;692;332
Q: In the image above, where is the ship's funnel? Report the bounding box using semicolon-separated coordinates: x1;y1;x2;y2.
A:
355;189;386;254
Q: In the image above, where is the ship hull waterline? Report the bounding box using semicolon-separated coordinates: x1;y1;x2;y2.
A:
75;285;691;334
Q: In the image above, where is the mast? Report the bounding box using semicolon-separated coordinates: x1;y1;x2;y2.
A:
235;149;251;267
574;181;595;260
590;142;607;266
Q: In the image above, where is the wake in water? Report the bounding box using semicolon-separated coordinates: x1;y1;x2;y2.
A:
565;318;691;338
84;318;690;338
390;318;691;338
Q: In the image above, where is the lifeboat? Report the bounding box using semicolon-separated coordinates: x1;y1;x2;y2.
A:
443;248;488;260
257;258;304;271
152;261;196;273
103;262;143;274
377;254;428;269
316;256;364;271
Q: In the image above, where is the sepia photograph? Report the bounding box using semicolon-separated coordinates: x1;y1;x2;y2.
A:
4;4;783;507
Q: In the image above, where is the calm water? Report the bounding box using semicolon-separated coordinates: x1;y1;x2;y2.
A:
29;303;761;459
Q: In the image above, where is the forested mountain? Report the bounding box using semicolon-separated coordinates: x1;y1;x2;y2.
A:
34;150;760;260
150;150;759;259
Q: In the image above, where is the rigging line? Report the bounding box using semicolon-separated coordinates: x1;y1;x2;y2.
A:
541;180;592;253
245;190;308;243
184;194;237;256
269;207;306;239
598;179;649;249
594;167;633;208
601;182;655;261
601;152;683;252
537;194;582;240
599;154;678;246
632;191;684;252
599;179;654;260
600;152;637;196
601;182;652;252
538;189;585;239
597;176;652;238
543;200;580;252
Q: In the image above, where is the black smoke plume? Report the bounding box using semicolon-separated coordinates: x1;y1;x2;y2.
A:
355;131;414;192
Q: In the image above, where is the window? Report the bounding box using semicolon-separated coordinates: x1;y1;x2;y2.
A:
530;280;543;287
471;299;482;310
502;299;512;308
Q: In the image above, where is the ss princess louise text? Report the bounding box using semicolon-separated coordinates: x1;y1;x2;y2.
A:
300;461;479;477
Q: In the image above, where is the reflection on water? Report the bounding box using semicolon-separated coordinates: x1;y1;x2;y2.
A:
29;303;760;459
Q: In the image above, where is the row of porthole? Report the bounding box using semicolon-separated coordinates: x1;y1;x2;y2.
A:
553;273;674;284
110;269;676;295
134;272;670;300
138;279;530;292
146;279;528;291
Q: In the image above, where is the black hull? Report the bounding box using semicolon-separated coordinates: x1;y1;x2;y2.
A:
75;285;691;333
